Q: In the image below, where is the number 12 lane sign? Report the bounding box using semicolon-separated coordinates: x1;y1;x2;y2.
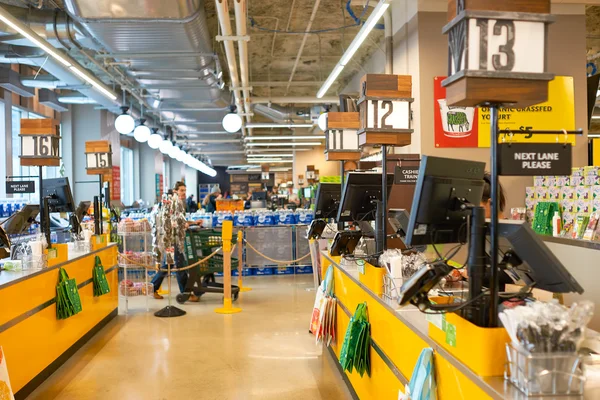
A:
365;100;410;130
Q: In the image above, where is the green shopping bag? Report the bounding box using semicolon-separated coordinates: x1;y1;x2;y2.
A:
56;268;82;320
92;255;110;297
339;302;371;377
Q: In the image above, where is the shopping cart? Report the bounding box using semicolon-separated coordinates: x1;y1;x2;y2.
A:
176;228;240;304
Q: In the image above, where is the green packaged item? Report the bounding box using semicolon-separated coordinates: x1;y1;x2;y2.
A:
92;255;111;297
56;267;83;320
532;202;560;236
339;302;371;377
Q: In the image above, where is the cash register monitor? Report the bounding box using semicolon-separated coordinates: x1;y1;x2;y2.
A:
405;156;485;246
1;204;39;235
42;178;75;213
314;183;341;220
252;191;267;201
496;220;583;294
336;173;394;223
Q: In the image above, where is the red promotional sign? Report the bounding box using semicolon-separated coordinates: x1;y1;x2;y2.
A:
111;166;121;201
434;77;480;148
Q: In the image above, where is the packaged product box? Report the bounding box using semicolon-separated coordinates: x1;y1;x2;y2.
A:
535;186;548;200
572;167;584;177
584;166;600;176
576;186;591;200
533;176;544;187
561;200;575;213
585;174;600;187
555;176;569;187
593;198;600;212
543;176;556;187
576;199;591;214
525;187;536;199
571;175;584;187
526;209;535;222
592;186;600;200
583;213;599;241
561;187;575;200
526;198;537;210
547;186;560;200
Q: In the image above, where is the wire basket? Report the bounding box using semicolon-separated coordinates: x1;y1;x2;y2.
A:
117;219;152;235
119;280;154;297
118;252;154;267
505;342;585;396
382;273;403;302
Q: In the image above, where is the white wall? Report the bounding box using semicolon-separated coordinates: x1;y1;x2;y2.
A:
185;167;198;200
139;144;159;205
71;105;102;205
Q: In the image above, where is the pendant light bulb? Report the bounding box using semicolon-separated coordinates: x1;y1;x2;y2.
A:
115;106;135;134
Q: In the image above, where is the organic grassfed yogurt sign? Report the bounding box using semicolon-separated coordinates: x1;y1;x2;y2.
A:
498;143;572;176
434;76;575;148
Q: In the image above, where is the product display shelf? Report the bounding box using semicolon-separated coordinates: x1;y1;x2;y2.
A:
117;229;153;313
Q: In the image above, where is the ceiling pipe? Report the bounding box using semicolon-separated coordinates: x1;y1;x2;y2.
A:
284;0;321;96
252;96;340;104
354;0;392;74
215;0;247;137
233;0;253;130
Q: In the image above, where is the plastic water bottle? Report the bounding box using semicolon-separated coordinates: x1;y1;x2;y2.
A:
50;231;58;244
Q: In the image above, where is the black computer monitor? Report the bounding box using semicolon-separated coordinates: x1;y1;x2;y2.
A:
42;178;75;213
252;191;267;201
1;204;39;235
314;183;341;220
336;173;394;223
495;220;583;294
75;201;91;222
405;156;485;246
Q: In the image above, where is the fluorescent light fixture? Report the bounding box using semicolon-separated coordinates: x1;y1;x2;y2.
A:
68;65;117;100
593;115;600;120
244;136;325;141
246;123;315;129
0;6;117;101
247;160;293;164
57;94;97;104
245;142;321;147
0;10;72;68
317;0;390;98
247;154;294;158
317;65;344;99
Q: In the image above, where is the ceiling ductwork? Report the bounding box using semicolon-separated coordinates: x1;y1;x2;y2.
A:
253;104;311;124
62;0;228;109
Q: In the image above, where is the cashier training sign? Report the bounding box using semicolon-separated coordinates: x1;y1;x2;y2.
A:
433;76;575;148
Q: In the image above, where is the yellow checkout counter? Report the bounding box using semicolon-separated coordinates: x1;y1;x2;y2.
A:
321;251;599;400
0;242;118;399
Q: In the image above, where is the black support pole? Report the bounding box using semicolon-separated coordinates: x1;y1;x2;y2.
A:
338;161;345;231
489;105;500;328
377;145;388;254
38;166;44;234
99;175;103;234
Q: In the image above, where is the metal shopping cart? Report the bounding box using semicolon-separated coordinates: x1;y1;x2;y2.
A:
176;228;240;304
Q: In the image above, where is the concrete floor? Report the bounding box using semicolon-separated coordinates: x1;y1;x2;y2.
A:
26;275;352;400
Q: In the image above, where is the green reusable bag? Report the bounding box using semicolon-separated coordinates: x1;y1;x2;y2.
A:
92;255;110;297
339;303;371;376
56;268;82;320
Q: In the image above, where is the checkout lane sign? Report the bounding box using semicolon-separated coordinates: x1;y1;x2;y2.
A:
498;143;572;176
6;181;35;194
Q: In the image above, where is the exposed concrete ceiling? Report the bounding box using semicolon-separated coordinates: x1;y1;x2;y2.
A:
205;0;384;100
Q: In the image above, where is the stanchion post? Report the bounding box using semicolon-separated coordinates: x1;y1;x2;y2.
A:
237;230;252;292
215;221;242;314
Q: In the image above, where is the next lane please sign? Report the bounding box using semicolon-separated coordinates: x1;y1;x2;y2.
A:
498;143;572;176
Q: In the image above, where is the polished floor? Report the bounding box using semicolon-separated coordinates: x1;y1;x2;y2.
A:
26;274;352;400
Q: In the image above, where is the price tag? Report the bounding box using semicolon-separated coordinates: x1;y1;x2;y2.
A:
365;100;410;130
86;152;111;169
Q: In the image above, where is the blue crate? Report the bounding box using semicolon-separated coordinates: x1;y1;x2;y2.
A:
295;266;313;274
232;268;254;277
273;267;295;275
254;267;274;276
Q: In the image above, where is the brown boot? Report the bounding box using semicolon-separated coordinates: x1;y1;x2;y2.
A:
153;292;164;300
189;293;200;302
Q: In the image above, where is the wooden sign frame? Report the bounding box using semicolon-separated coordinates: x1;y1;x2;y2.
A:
325;112;362;161
19;119;61;167
85;141;113;175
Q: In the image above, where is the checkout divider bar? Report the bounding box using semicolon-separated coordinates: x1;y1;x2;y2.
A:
0;264;118;335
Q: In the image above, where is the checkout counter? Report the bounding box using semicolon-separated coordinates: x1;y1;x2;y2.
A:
310;155;599;399
0;178;117;399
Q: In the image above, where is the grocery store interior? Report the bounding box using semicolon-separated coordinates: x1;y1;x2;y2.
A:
1;0;600;399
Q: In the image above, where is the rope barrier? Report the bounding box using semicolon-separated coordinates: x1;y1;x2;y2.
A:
243;239;311;264
118;246;223;272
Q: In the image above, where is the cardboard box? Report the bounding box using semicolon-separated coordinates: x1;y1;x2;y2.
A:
525;186;536;199
561;200;575;213
576;200;591;214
